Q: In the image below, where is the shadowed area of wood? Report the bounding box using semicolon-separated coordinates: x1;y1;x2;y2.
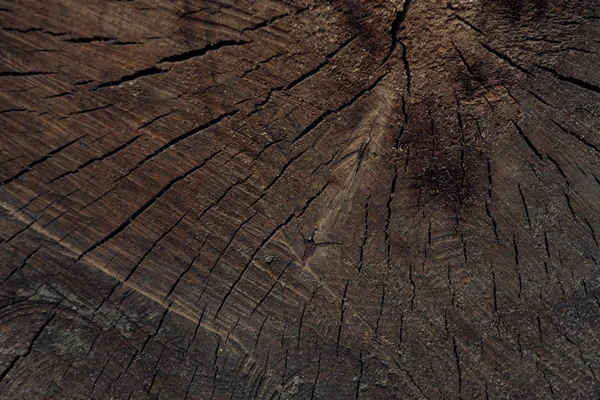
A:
0;0;599;398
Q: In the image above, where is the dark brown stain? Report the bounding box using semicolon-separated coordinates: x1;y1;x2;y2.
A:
329;0;394;58
401;102;486;213
454;50;518;101
411;147;485;213
456;60;489;99
465;60;490;86
482;0;549;22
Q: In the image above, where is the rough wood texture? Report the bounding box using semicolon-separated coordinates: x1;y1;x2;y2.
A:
1;0;599;398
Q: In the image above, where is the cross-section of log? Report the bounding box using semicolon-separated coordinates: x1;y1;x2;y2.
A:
1;0;599;398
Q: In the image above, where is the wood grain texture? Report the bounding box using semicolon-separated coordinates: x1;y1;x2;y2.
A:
1;0;599;398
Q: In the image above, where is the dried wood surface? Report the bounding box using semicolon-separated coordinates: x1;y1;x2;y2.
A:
1;0;599;398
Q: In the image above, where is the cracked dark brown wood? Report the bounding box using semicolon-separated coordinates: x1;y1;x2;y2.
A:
1;0;599;399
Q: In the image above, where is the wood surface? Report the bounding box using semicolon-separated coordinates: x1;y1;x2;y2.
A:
1;0;599;398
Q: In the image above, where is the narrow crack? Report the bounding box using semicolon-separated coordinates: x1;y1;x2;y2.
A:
382;0;414;65
95;67;165;90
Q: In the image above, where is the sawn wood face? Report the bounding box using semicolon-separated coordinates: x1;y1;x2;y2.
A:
1;0;599;398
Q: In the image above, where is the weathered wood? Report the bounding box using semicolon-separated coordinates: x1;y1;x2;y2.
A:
1;0;599;398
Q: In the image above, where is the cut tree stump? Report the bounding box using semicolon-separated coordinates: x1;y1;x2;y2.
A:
1;0;599;399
